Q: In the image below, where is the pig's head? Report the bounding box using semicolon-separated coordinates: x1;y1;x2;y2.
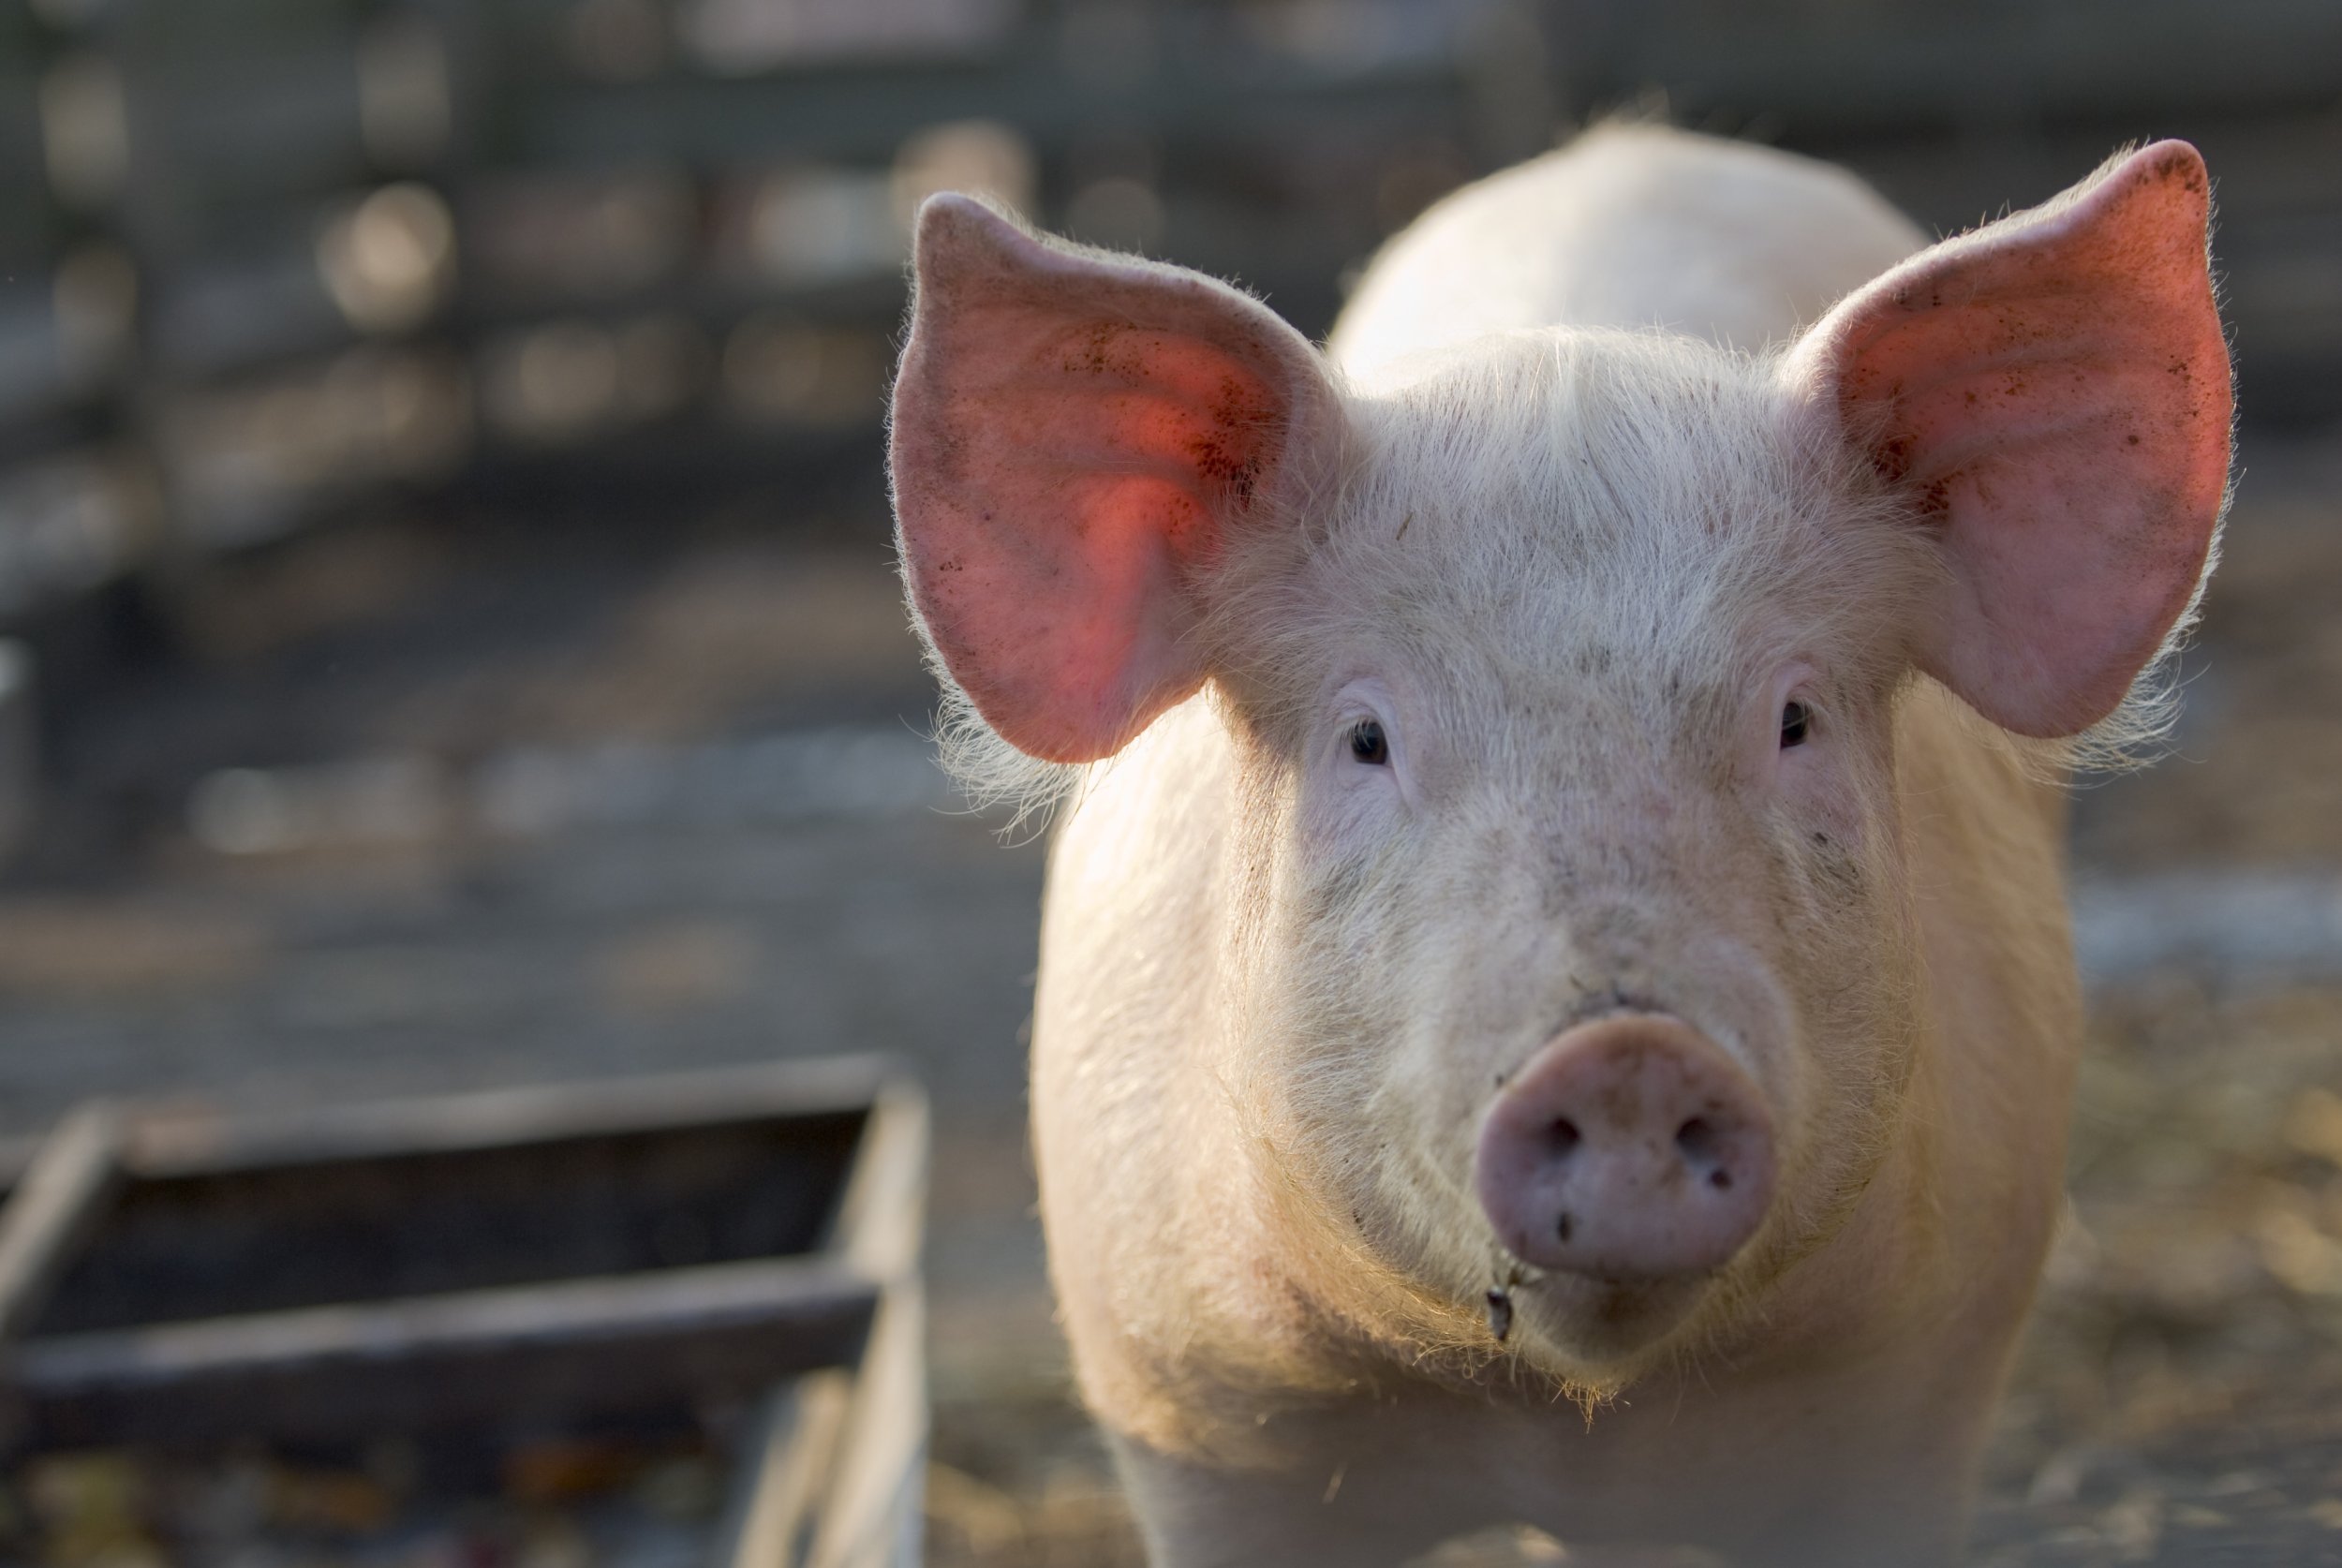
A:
889;144;2230;1383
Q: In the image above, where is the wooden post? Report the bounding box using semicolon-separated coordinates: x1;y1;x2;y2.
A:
810;1079;929;1568
0;1103;122;1345
0;1102;124;1455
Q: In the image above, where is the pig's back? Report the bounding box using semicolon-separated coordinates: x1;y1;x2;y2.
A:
1328;125;1925;378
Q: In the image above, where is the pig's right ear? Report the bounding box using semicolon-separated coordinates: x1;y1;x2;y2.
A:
890;196;1343;763
1783;141;2232;739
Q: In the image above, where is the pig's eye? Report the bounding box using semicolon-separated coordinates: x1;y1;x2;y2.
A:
1779;702;1813;748
1348;718;1390;765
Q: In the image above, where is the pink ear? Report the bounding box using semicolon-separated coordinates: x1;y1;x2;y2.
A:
889;196;1340;763
1784;141;2232;737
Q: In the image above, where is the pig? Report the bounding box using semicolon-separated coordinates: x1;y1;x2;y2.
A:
887;124;2231;1567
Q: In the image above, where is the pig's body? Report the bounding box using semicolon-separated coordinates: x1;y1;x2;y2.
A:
1030;128;2080;1565
1327;127;1932;372
892;124;2229;1567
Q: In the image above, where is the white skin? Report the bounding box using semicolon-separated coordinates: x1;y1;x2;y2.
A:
889;126;2233;1566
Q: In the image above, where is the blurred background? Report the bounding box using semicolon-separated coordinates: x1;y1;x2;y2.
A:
0;0;2337;1562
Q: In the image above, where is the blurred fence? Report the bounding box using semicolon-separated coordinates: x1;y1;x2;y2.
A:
0;0;1533;630
0;0;2335;700
1549;0;2342;430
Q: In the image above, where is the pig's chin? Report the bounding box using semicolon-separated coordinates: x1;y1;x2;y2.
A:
1504;1270;1718;1372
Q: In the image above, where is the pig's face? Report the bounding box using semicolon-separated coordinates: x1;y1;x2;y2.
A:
889;143;2229;1385
1205;332;1937;1373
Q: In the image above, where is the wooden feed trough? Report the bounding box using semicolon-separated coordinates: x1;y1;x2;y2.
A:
0;1055;926;1568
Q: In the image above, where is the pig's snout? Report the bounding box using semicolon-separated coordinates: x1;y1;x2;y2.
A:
1475;1014;1775;1280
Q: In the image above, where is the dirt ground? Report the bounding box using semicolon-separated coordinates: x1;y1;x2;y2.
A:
2;437;2338;1565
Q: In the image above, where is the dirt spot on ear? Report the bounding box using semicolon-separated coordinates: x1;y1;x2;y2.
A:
1186;434;1263;510
1186;373;1275;511
1063;319;1130;377
2152;146;2205;195
1918;474;1956;517
1875;431;1918;482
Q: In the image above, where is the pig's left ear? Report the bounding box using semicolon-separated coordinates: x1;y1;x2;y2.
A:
1783;141;2232;738
890;196;1345;763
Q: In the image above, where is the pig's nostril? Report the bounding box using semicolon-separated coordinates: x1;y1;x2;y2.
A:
1547;1117;1580;1154
1674;1117;1738;1190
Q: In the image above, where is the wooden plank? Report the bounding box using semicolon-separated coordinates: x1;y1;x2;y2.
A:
827;1079;926;1283
809;1282;926;1568
10;1253;878;1450
0;1104;123;1345
123;1054;896;1177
